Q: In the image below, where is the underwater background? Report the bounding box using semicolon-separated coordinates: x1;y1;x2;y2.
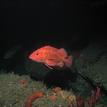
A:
0;0;107;107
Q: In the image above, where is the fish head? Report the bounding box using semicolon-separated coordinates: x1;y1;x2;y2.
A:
29;49;45;62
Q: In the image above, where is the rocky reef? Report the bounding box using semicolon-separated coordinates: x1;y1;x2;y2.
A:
0;42;107;107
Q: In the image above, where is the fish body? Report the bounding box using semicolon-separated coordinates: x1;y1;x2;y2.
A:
29;45;73;69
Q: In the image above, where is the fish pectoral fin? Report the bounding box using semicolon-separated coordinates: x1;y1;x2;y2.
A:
45;59;57;66
45;59;64;68
44;59;58;69
57;62;64;67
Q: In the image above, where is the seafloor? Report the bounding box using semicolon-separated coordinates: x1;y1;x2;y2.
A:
0;42;107;107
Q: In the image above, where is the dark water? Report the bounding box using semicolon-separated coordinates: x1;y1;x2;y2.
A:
0;0;107;106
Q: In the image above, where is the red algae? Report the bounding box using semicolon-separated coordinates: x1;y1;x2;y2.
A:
87;91;96;107
76;96;85;107
95;87;101;101
25;91;44;107
87;87;101;107
74;87;102;107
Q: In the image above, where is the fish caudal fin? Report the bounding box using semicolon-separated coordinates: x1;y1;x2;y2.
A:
65;55;73;68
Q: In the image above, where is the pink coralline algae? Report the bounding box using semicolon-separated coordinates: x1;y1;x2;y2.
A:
76;96;85;107
71;87;102;107
87;87;101;107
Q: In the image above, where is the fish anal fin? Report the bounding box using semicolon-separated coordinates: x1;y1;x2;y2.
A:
45;59;58;69
44;58;66;69
44;63;53;69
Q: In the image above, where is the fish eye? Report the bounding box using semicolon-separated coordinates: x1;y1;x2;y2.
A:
36;52;39;55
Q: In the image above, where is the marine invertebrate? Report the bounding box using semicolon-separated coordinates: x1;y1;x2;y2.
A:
19;79;28;88
52;87;77;107
25;91;44;107
67;95;77;107
24;86;102;107
49;95;57;101
52;87;67;99
52;87;62;93
68;87;101;107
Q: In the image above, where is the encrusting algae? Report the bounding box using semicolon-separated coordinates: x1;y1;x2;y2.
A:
24;86;102;107
25;91;44;107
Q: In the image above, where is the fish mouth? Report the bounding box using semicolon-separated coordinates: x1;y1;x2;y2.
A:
29;54;41;62
29;54;33;59
29;53;36;60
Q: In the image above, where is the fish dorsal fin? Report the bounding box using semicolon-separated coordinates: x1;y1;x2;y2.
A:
57;48;68;57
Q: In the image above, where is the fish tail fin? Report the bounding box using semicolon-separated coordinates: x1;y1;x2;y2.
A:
65;55;73;67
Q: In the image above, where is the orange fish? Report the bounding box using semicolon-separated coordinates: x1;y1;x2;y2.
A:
29;45;73;69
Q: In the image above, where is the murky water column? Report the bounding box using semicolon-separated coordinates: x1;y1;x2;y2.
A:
39;0;64;33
